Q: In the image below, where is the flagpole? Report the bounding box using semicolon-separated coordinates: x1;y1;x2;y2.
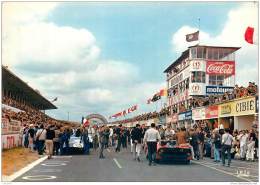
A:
198;17;201;45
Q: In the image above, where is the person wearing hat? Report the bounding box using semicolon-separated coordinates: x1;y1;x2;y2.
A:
28;124;35;152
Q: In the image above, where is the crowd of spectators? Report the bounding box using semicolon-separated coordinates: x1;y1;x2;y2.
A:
175;82;258;113
2;95;78;133
110;107;170;125
110;82;258;124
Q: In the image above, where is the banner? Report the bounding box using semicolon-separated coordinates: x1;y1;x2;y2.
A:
234;97;256;116
205;105;219;119
178;110;192;121
190;60;206;71
2;134;22;149
189;83;205;95
192;108;206;120
169;67;190;87
206;86;234;95
219;102;235;117
206;61;235;75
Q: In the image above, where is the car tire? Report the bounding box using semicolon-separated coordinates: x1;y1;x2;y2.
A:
186;160;191;164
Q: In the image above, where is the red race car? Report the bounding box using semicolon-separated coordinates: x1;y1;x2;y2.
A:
155;140;192;164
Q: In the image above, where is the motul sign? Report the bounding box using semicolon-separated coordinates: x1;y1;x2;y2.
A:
206;61;235;75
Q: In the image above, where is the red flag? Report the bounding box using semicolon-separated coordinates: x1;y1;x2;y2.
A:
245;26;254;44
127;105;138;113
186;31;199;42
83;119;89;127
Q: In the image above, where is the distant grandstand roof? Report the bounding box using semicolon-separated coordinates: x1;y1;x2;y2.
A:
2;66;57;110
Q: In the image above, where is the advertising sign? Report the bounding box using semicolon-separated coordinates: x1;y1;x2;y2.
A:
2;134;22;149
190;60;206;71
9;120;22;134
205;105;219;119
234;97;256;116
206;86;234;95
219;102;235;117
170;67;190;87
192;108;206;120
178;111;192;121
189;83;206;95
206;61;235;75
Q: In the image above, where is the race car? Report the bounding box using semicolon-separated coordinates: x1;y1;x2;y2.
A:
67;134;93;154
155;140;192;164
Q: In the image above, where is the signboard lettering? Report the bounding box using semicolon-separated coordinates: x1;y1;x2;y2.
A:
206;86;234;95
206;61;235;75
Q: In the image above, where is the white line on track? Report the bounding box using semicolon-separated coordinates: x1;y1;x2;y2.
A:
107;149;111;153
113;158;122;169
199;161;258;170
192;161;253;182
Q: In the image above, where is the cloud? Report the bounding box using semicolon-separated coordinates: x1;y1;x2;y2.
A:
3;2;165;121
171;3;258;86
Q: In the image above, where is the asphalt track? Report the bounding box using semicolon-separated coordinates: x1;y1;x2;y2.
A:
14;146;259;182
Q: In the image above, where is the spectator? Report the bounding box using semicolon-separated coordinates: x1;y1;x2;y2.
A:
28;124;35;152
35;124;46;155
45;125;55;159
246;129;257;161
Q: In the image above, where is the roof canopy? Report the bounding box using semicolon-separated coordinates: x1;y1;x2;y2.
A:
2;66;57;110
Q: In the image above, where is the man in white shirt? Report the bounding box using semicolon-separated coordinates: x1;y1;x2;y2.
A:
239;130;248;160
221;128;234;167
109;127;113;147
144;123;161;166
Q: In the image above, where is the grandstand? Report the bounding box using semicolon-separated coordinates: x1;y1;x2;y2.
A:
2;66;78;148
2;66;57;111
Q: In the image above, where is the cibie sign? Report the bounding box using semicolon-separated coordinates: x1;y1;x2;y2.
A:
234;97;256;116
206;61;235;75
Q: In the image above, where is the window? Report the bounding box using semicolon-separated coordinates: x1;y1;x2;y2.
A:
197;47;206;58
190;48;197;59
191;71;205;83
209;75;226;86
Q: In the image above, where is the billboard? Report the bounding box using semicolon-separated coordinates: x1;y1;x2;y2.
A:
206;86;234;95
206;61;235;75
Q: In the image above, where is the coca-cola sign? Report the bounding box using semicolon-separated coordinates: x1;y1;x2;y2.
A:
206;61;235;75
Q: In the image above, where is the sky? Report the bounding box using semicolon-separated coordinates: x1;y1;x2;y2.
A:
2;2;259;123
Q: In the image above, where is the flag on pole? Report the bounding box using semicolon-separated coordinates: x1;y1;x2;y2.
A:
151;93;161;102
83;118;89;127
186;31;199;42
159;89;167;96
245;26;254;44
